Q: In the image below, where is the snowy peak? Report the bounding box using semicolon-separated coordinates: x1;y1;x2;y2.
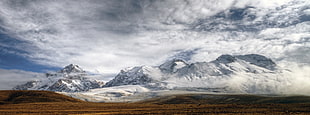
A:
59;64;85;74
214;54;276;70
159;59;188;73
104;66;160;87
236;54;276;70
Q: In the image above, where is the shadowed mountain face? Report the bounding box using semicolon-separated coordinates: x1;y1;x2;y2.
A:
0;90;82;104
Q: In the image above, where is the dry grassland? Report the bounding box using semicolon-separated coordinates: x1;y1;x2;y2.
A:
0;90;309;115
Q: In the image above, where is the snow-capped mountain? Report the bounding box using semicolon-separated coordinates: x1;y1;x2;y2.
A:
104;66;161;87
13;64;103;92
104;54;287;93
14;54;288;95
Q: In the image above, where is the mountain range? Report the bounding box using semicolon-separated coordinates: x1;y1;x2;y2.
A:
12;54;294;102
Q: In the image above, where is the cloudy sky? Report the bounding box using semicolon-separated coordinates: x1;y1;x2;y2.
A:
0;0;309;74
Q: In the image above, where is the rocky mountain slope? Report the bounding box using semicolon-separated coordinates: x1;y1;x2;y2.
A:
13;64;103;92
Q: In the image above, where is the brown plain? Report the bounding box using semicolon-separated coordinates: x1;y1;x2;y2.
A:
0;90;310;115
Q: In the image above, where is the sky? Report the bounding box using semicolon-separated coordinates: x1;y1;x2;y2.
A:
0;0;309;74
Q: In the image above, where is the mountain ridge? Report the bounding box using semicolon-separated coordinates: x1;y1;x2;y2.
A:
105;54;280;91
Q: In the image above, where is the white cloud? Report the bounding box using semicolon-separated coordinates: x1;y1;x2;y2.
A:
0;0;309;74
277;63;310;95
0;69;43;90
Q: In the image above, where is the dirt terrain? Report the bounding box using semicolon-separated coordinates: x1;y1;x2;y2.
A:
0;90;310;115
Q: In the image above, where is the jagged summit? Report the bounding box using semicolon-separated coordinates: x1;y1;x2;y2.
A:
59;64;85;74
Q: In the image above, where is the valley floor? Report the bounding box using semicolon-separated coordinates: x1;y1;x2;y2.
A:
1;102;310;115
